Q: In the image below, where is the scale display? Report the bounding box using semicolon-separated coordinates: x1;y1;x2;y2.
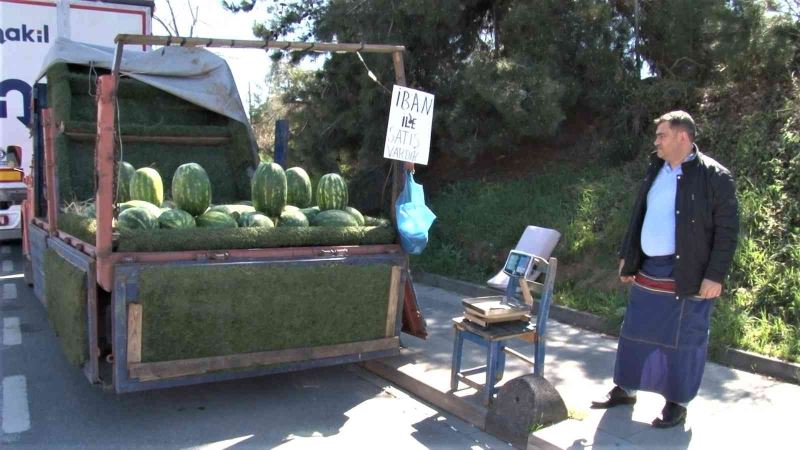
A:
503;250;534;278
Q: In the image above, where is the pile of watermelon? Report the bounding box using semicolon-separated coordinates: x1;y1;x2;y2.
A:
106;161;387;232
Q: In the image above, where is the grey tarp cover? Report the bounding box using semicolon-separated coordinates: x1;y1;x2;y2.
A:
37;38;257;154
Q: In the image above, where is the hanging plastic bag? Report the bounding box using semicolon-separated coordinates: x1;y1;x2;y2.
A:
395;170;436;255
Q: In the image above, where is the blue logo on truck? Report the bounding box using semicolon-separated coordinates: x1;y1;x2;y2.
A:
0;24;50;44
0;79;32;126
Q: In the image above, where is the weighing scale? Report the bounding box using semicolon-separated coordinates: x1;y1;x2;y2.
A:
461;250;538;327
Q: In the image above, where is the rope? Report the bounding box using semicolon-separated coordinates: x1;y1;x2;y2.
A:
356;51;392;95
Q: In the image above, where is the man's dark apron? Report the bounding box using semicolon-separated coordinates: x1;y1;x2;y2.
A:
613;255;713;403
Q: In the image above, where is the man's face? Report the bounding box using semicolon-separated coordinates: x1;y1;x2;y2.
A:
654;122;683;161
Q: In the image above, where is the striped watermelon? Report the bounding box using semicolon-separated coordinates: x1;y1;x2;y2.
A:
364;215;391;227
252;162;287;217
238;212;275;228
278;209;309;227
117;161;135;203
286;167;313;208
130;167;164;206
118;200;162;218
312;209;359;227
344;206;365;226
117;207;158;231
317;173;348;211
172;163;211;216
196;211;238;228
158;209;196;229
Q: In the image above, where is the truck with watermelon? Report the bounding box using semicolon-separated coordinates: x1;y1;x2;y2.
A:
22;34;425;393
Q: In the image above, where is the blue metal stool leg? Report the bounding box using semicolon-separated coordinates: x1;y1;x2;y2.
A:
485;341;500;405
496;343;506;381
534;339;545;377
451;328;464;391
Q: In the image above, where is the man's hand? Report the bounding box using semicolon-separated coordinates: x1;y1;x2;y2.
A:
619;259;634;284
697;279;722;299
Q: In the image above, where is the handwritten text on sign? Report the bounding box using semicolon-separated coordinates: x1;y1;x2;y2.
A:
384;85;434;165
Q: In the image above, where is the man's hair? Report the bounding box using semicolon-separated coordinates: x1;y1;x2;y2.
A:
654;110;696;141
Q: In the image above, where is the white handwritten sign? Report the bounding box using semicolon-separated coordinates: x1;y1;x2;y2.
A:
383;85;434;165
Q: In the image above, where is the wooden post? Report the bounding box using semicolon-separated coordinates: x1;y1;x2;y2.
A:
385;266;402;337
127;303;142;364
95;75;117;292
42;109;58;235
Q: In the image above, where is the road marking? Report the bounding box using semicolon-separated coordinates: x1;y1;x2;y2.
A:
2;376;31;434
0;246;9;255
2;284;16;300
1;260;11;273
2;318;21;346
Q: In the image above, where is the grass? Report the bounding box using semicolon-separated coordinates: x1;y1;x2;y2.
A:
414;151;800;363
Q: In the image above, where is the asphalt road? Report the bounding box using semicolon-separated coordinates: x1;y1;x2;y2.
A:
0;241;509;450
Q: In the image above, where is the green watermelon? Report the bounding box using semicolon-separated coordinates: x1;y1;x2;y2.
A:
278;209;310;227
117;207;158;231
209;204;257;216
252;162;287;217
344;206;365;226
117;161;135;203
317;173;348;211
196;211;238;228
312;209;359;227
172;163;211;216
118;200;162;218
299;206;321;222
158;209;196;229
286;167;313;208
130;167;164;206
238;212;275;228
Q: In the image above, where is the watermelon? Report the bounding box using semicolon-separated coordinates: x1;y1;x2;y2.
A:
317;173;348;211
209;204;256;216
158;209;196;229
238;212;275;228
117;161;135;203
118;200;162;218
286;167;313;208
278;209;309;227
172;163;211;216
312;209;359;227
237;200;254;206
196;210;238;228
344;206;365;226
299;206;321;222
117;207;158;231
252;162;287;217
130;167;164;206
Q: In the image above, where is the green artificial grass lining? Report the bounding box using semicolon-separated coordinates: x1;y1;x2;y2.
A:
44;249;88;367
56;212;396;251
139;262;393;362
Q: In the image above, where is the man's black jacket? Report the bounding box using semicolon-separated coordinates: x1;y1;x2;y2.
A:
618;147;739;296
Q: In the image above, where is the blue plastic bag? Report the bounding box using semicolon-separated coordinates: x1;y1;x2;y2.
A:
396;170;436;255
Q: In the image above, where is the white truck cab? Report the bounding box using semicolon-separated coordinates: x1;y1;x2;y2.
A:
0;145;25;240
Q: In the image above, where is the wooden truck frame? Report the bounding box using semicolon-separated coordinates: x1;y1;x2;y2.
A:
22;34;426;393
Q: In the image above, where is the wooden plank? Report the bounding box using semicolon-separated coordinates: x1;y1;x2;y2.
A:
115;34;405;54
129;337;399;381
362;359;487;429
503;346;535;365
63;131;230;145
519;278;535;305
126;304;142;364
461;296;529;321
42;109;59;235
385;266;402;337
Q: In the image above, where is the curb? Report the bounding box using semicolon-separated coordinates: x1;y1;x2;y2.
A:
412;270;800;385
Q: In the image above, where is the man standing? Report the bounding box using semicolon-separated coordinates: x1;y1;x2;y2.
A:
591;111;739;428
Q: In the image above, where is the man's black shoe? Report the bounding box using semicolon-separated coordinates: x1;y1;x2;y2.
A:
590;386;637;409
652;401;687;428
